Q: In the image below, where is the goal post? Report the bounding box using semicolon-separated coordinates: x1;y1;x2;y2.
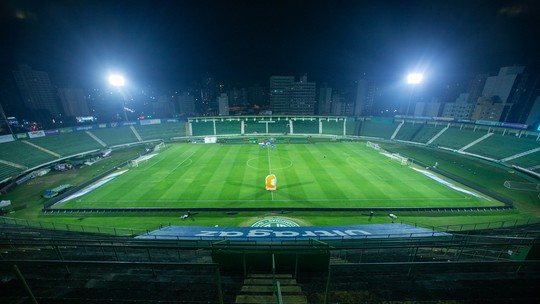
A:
366;141;380;150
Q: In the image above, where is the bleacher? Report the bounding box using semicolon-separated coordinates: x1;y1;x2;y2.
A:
292;119;319;134
432;125;485;149
465;132;540;160
0;163;21;182
410;122;446;143
1;222;539;304
361;119;399;138
0;140;57;168
134;122;186;141
267;120;289;133
90;127;139;147
191;119;215;136
215;119;242;135
393;121;424;141
243;118;267;134
321;119;343;135
27;132;102;157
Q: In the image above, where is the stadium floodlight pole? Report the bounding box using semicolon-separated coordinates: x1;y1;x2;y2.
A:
406;73;423;117
108;74;128;121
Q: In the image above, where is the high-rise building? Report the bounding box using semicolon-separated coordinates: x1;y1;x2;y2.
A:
317;83;332;115
217;93;229;116
354;78;375;116
466;74;489;103
525;96;540;128
177;91;197;116
57;88;90;117
269;76;294;114
290;75;316;115
482;65;526;122
248;84;267;107
269;75;316;115
442;93;475;120
12;64;61;117
471;96;505;121
200;76;218;116
506;69;540;124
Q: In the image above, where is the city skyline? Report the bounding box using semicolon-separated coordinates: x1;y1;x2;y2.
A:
1;0;540;88
1;1;540;128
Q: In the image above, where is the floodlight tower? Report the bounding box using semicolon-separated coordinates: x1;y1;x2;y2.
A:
406;73;423;116
108;74;128;121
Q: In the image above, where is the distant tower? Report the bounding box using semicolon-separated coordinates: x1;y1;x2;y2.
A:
13;64;61;117
290;75;316;115
269;76;294;114
217;93;229;116
177;91;197;116
57;88;90;117
354;77;375;116
317;83;332;115
269;75;316;115
481;65;526;122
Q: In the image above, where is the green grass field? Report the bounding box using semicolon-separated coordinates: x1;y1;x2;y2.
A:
54;142;499;209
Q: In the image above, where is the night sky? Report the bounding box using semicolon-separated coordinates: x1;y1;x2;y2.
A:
1;0;540;90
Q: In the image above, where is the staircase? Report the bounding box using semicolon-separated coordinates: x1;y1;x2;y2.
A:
235;273;308;304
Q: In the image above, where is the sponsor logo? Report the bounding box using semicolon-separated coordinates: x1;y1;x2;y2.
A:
251;218;300;227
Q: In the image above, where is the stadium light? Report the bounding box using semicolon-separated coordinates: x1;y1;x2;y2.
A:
108;74;128;121
407;73;423;84
108;74;126;87
406;73;423;116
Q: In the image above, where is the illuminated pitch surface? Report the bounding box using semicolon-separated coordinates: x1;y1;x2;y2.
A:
55;143;501;209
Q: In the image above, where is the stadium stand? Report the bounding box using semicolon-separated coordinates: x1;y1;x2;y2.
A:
216;119;242;135
134;121;186;141
410;121;447;143
321;119;343;135
345;118;357;136
431;124;486;150
291;118;319;134
89;127;140;147
267;120;289;134
0;140;56;168
27;132;102;157
1;222;539;303
0;163;21;182
191;119;215;136
465;132;540;160
243;118;268;134
360;118;399;138
393;120;424;141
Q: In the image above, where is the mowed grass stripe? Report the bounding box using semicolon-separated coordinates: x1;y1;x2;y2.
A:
344;144;465;202
271;145;307;204
217;145;253;203
59;142;500;209
295;145;348;205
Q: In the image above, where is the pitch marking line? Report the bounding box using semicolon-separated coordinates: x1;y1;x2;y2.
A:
89;196;474;204
161;151;195;180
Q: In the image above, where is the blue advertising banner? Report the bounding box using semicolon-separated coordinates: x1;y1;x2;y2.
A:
137;224;448;241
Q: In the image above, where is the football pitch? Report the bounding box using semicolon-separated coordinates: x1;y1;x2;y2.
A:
54;142;502;209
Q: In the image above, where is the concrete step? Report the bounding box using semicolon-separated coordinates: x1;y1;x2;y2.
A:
243;278;297;285
247;273;293;279
235;294;308;304
241;284;302;293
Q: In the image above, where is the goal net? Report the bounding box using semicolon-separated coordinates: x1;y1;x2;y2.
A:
366;141;380;150
154;142;165;152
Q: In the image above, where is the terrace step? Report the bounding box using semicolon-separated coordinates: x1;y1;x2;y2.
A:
236;273;307;304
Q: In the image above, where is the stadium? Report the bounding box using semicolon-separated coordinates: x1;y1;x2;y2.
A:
1;116;539;303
